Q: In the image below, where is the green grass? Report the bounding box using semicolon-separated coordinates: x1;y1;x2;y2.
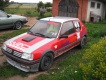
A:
5;8;39;17
5;8;52;17
0;63;27;79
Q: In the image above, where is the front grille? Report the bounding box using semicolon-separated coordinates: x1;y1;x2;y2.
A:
13;51;22;57
6;47;22;58
6;47;12;53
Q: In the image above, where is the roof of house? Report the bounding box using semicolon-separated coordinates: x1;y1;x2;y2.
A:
40;16;79;23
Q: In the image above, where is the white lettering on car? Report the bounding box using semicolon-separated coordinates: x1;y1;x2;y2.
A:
76;32;80;39
7;41;30;51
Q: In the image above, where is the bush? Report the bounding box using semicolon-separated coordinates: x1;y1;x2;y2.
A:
26;11;31;16
37;12;52;20
25;11;39;17
80;37;106;80
47;8;52;12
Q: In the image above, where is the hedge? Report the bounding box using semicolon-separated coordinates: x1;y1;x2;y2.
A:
80;37;106;80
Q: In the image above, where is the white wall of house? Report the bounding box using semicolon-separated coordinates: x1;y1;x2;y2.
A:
86;0;105;22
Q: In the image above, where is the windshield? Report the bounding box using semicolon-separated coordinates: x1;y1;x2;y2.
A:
28;20;61;38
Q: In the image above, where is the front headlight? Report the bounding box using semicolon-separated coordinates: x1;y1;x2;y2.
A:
25;18;27;21
21;53;33;60
2;43;7;50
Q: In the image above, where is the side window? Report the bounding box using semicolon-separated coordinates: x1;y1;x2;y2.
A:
61;21;75;35
91;2;95;8
97;3;101;9
73;21;81;31
0;11;7;17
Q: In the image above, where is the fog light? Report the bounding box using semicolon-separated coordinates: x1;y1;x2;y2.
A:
20;65;31;69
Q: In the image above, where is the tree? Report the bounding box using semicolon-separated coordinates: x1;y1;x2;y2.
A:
0;0;9;9
45;2;52;8
37;1;46;16
37;1;44;8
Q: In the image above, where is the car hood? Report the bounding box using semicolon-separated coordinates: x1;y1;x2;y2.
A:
5;33;55;53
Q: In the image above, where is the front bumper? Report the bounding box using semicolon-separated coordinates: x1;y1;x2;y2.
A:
1;48;40;72
23;20;28;24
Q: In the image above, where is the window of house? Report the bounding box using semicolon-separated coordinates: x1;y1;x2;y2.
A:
97;3;101;9
61;21;75;36
91;2;95;8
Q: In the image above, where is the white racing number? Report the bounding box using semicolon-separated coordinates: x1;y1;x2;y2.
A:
76;32;80;40
74;21;80;31
7;42;30;51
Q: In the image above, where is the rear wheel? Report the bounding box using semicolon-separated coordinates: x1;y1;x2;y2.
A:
78;36;87;49
14;21;22;30
39;52;54;71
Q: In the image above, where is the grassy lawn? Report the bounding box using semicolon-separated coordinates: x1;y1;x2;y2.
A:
0;22;106;80
5;8;52;17
5;8;39;17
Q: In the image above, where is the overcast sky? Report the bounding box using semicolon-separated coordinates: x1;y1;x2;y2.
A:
10;0;53;3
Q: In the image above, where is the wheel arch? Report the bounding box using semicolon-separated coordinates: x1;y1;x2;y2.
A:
84;34;87;38
40;49;55;60
13;20;23;29
14;20;23;24
39;49;55;71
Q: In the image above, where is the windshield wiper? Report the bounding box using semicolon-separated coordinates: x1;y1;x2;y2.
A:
28;30;35;35
35;33;50;38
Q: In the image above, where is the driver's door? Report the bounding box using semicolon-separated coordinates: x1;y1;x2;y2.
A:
57;21;77;56
0;11;13;29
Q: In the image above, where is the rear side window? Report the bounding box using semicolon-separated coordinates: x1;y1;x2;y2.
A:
61;21;75;35
73;21;81;31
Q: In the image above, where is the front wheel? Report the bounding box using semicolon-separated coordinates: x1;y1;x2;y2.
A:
39;52;54;71
14;21;22;30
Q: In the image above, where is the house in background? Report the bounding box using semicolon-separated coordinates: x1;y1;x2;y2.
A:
52;0;106;22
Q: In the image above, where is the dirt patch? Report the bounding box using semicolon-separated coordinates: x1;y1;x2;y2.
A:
0;29;15;37
8;72;48;80
26;17;38;27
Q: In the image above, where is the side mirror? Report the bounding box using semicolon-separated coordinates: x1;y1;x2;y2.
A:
59;35;68;38
7;14;11;18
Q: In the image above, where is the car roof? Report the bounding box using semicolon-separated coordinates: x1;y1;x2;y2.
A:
40;16;79;23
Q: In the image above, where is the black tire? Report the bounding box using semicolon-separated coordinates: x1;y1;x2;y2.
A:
78;36;87;49
39;52;54;71
14;21;22;30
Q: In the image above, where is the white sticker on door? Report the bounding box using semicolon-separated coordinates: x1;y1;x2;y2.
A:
76;32;80;39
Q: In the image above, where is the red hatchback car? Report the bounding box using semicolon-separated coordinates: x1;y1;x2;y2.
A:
2;17;87;72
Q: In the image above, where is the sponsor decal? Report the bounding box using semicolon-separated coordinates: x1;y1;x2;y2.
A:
61;40;70;47
76;32;80;39
7;41;30;51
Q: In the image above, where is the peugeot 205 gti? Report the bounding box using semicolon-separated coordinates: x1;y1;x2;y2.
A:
2;17;87;72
